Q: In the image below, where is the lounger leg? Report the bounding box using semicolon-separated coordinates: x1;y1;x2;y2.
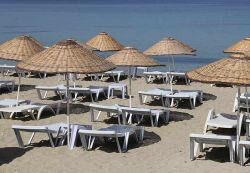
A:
56;102;61;115
122;133;129;152
88;136;95;150
9;112;15;119
117;73;121;82
143;96;147;104
138;127;144;143
117;114;121;125
0;112;4;119
44;91;48;99
90;108;94;121
13;129;25;148
47;133;55;147
165;110;170;123
115;137;122;153
54;127;62;146
95;91;99;102
79;134;88;150
149;115;154;127
190;138;195;160
155;115;160;127
199;143;204;152
69;125;78;150
28;132;36;144
139;93;143;104
89;93;94;102
239;144;244;166
107;88;111;99
96;111;102;121
228;141;235;162
189;98;194;109
36;89;43;100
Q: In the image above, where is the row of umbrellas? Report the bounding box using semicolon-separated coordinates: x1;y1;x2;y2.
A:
0;33;195;147
0;33;250;149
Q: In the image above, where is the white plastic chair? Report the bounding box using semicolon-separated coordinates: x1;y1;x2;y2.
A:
189;113;244;162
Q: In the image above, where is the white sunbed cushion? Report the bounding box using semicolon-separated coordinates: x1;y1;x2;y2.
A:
190;133;236;140
206;114;237;128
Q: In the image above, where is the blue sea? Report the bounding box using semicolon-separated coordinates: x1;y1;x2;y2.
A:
0;0;250;72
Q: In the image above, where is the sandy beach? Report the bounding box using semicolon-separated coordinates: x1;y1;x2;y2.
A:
0;74;248;173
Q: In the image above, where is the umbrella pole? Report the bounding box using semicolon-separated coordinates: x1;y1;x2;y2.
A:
167;56;171;72
129;67;132;108
236;86;241;161
245;87;249;117
16;73;21;105
66;73;70;148
171;55;175;72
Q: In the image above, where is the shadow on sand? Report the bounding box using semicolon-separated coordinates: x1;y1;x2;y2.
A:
0;147;33;166
88;130;161;153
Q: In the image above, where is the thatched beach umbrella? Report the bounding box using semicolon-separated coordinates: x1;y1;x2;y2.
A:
144;37;196;71
0;35;45;61
0;35;45;102
17;39;115;147
224;37;250;53
86;32;124;52
107;47;161;107
187;53;250;159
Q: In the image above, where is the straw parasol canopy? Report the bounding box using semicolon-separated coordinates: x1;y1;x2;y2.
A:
106;47;161;67
107;47;161;107
144;37;196;56
17;39;116;74
0;35;45;61
186;53;250;86
224;37;250;53
86;32;124;51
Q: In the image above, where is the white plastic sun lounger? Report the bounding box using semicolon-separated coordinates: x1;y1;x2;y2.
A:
36;85;106;102
12;123;92;148
12;123;67;148
143;71;166;83
89;104;121;123
118;105;170;127
73;85;108;102
0;80;15;91
78;125;144;153
0;104;55;120
35;85;62;100
0;65;16;76
233;92;250;112
165;90;203;109
0;99;31;108
138;88;175;106
101;70;125;82
189;113;244;162
166;72;190;85
139;88;202;109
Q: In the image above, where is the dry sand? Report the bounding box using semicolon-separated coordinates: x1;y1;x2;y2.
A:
0;74;249;173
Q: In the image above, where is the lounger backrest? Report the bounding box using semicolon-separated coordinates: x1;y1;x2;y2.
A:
120;107;151;115
12;125;48;132
89;104;119;113
78;129;117;137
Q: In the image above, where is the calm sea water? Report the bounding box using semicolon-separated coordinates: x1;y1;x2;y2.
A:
0;0;250;72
